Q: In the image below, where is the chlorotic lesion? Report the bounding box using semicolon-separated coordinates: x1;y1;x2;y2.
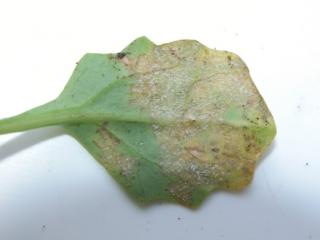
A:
123;39;276;204
150;120;272;202
93;123;136;178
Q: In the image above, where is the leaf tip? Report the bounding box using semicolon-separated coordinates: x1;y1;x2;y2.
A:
122;36;155;57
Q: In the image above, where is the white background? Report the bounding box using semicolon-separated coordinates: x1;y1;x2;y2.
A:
0;0;319;239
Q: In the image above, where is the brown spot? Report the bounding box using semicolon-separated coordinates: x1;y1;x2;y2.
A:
116;52;131;65
96;122;108;133
116;52;126;59
227;57;233;68
242;160;255;176
211;147;220;153
245;144;252;152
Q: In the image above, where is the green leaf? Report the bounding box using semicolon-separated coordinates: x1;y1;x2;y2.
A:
0;36;276;207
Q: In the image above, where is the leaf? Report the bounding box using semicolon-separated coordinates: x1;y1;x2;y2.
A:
0;36;276;207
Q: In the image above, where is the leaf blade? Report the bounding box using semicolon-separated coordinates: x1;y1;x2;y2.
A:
0;36;276;207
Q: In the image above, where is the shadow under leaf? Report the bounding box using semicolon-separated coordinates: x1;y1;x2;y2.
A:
0;127;65;162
